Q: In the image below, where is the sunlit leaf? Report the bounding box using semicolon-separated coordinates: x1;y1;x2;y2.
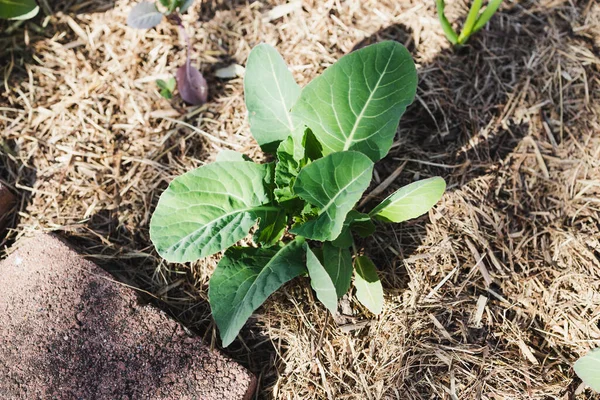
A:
354;255;384;315
370;177;446;223
290;151;374;241
574;348;600;393
291;41;417;161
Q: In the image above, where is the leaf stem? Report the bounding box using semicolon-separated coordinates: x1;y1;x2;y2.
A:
472;0;503;33
457;0;483;44
435;0;459;45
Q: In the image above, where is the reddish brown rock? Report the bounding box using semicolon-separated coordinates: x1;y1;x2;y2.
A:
0;233;256;400
0;183;16;232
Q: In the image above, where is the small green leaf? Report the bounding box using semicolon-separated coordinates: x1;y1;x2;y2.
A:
323;242;353;298
253;207;287;247
472;0;503;33
127;2;163;29
215;150;251;162
370;177;446;223
354;256;384;315
348;211;375;237
179;0;194;13
457;0;483;44
157;77;176;100
0;0;39;20
209;238;306;347
305;244;338;314
274;133;305;203
291;41;417;161
150;161;273;262
574;348;600;392
435;0;459;45
290;151;374;241
244;43;302;153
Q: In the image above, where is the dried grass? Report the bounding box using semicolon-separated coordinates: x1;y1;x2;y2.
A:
1;0;600;398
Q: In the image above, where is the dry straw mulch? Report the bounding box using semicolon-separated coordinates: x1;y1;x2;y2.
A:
1;0;600;398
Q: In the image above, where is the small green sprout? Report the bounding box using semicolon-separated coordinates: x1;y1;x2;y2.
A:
156;77;176;99
436;0;503;45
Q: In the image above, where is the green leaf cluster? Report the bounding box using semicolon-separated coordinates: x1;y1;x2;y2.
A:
436;0;503;45
150;41;446;347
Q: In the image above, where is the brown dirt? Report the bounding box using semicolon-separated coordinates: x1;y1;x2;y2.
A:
1;0;600;399
0;233;256;400
0;182;15;233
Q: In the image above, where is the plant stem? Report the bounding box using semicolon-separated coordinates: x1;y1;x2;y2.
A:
472;0;503;33
457;0;483;44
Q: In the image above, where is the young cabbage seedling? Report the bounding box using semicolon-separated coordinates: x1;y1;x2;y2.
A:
150;41;446;347
436;0;503;45
0;0;39;20
127;0;207;105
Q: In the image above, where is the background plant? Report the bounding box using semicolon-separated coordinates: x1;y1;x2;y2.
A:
150;41;446;347
127;0;207;105
0;0;39;20
436;0;503;45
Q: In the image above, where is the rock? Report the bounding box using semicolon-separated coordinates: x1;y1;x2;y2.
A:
0;233;256;400
0;183;15;233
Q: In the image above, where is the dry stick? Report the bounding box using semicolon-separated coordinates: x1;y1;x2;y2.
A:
159;116;242;149
358;160;407;208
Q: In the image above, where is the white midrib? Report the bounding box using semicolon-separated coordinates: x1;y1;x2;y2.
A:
318;169;369;217
267;50;295;131
342;51;395;151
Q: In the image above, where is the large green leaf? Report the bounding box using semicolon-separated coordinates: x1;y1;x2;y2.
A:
150;161;273;262
574;348;600;393
209;238;306;347
354;256;384;315
0;0;39;20
370;177;446;223
253;207;287;247
244;43;302;153
290;151;374;241
323;242;353;298
305;244;338;314
291;41;417;161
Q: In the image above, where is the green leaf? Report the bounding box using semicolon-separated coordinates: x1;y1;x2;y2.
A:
435;0;459;45
0;0;39;20
291;41;417;161
179;0;194;13
472;0;503;33
370;177;446;223
209;238;306;347
127;2;163;29
244;43;302;153
305;244;338;314
574;348;600;392
274;133;305;203
457;0;482;44
290;151;374;241
253;207;287;247
215;149;251;162
348;211;375;237
332;210;375;247
157;77;176;100
150;161;273;262
354;256;384;315
323;242;353;298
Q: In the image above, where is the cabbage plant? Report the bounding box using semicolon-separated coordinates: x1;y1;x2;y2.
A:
436;0;503;45
150;41;446;346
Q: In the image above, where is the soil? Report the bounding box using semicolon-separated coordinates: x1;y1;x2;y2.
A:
0;183;15;233
0;233;256;400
